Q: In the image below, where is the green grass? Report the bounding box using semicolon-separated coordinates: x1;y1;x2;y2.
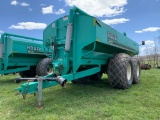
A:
0;69;160;120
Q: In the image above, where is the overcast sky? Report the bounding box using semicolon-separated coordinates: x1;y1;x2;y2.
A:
0;0;160;55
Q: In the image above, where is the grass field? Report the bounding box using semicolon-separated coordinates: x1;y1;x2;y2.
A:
0;69;160;120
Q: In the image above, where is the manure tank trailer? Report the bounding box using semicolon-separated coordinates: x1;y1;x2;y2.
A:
15;6;143;107
0;33;46;77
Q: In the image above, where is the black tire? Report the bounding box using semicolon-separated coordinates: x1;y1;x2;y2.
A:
107;53;133;89
132;57;141;84
90;72;103;81
19;66;36;78
36;58;53;76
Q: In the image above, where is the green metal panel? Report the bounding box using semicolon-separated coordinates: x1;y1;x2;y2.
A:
0;33;46;74
16;81;58;95
16;6;140;95
95;19;139;55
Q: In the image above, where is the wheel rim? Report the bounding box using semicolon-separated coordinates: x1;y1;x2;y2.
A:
136;64;140;77
47;65;53;75
127;63;131;80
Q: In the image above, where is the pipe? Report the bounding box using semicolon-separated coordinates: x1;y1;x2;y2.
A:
37;77;43;108
0;43;3;58
65;23;73;52
65;6;91;52
55;76;67;88
15;77;37;83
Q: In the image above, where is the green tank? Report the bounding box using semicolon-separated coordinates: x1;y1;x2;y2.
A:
0;33;46;76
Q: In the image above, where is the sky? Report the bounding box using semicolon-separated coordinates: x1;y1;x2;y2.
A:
0;0;160;55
